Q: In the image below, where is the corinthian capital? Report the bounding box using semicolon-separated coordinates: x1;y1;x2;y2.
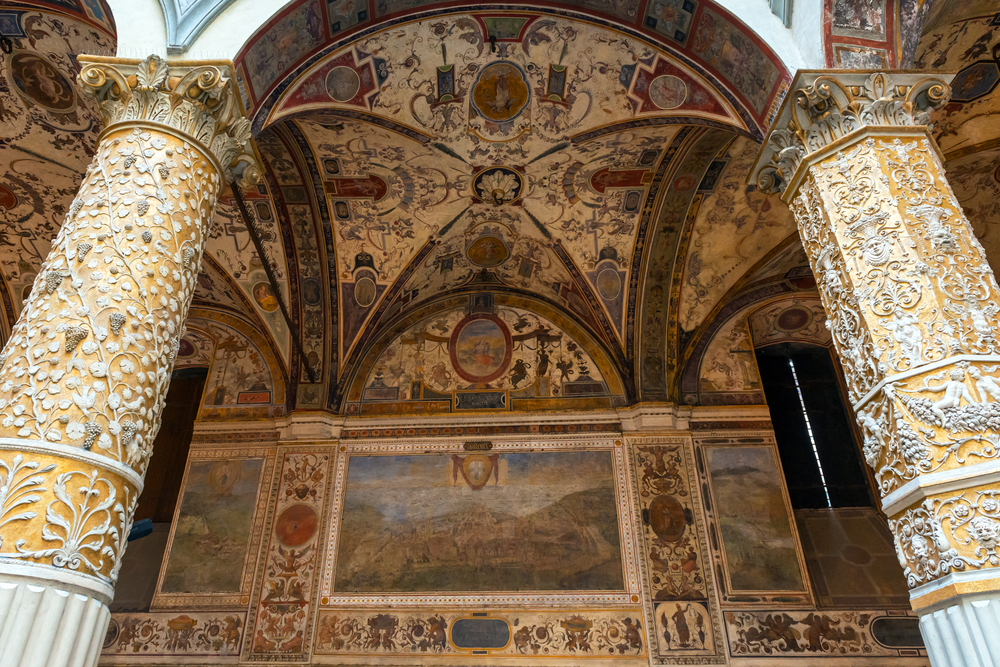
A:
77;54;259;186
750;70;953;199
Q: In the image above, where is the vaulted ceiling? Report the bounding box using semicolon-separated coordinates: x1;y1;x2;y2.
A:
4;0;996;414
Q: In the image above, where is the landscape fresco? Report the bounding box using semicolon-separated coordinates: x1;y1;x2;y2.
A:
705;446;804;592
334;451;624;592
161;459;264;593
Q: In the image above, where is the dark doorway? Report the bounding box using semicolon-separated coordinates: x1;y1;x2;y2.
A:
756;344;872;509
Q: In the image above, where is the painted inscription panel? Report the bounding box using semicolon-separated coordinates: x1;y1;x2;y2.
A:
160;458;265;594
705;446;804;592
334;451;624;592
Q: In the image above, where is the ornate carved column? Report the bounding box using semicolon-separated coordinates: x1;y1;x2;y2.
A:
0;55;255;667
752;70;1000;666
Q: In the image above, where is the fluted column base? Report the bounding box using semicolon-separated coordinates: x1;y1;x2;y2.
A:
0;566;110;667
918;585;1000;667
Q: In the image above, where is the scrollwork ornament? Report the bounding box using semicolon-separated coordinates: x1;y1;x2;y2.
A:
77;55;259;186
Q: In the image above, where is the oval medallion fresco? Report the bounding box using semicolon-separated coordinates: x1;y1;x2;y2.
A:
648;494;686;542
275;504;318;547
354;276;377;307
596;268;622;300
9;52;76;112
466;234;510;267
648;74;687;110
471;61;530;122
449;314;512;383
252;281;279;312
776;306;812;332
326;65;361;102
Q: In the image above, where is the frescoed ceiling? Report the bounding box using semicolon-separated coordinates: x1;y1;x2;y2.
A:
6;0;1000;413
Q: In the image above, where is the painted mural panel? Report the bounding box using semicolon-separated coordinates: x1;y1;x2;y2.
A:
356;302;617;413
704;446;805;592
690;8;779;115
160;458;265;594
629;437;725;663
103;611;245;657
698;312;762;396
248;450;332;660
244;0;325;97
315;608;645;658
334;450;624;592
198;312;286;421
725;610;925;658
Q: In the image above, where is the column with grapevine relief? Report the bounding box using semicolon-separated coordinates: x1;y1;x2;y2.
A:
0;55;256;667
752;71;1000;667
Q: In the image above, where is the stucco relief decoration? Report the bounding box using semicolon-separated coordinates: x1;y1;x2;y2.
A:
0;55;260;588
751;69;1000;591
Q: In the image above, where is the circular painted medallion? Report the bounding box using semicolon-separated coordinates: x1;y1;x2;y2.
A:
473;167;523;205
252;281;279;312
208;461;242;494
326;65;361;102
648;74;687;110
9;52;76;112
471;61;530;122
449;313;512;383
648;494;687;542
275;504;318;547
177;338;196;358
776;306;813;332
596;268;622;300
466;234;510;267
355;276;377;307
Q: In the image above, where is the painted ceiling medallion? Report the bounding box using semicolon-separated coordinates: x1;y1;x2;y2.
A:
466;234;511;267
648;74;688;110
450;313;513;384
326;65;362;102
470;61;530;123
8;51;76;112
473;167;523;205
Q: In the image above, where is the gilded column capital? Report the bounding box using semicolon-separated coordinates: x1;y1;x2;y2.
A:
751;70;953;200
76;54;259;186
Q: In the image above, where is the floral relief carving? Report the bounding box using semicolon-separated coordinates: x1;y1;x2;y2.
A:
0;55;254;588
0;128;217;476
767;70;1000;592
0;451;136;583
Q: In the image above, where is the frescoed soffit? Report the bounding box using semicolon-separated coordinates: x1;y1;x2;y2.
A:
257;11;756;395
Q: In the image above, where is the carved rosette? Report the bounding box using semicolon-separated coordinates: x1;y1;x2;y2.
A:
0;56;253;620
754;72;1000;610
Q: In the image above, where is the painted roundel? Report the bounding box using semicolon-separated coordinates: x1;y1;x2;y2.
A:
449;313;513;383
466;234;510;267
275;504;318;547
471;61;530;122
8;52;76;112
648;74;687;110
775;306;813;332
